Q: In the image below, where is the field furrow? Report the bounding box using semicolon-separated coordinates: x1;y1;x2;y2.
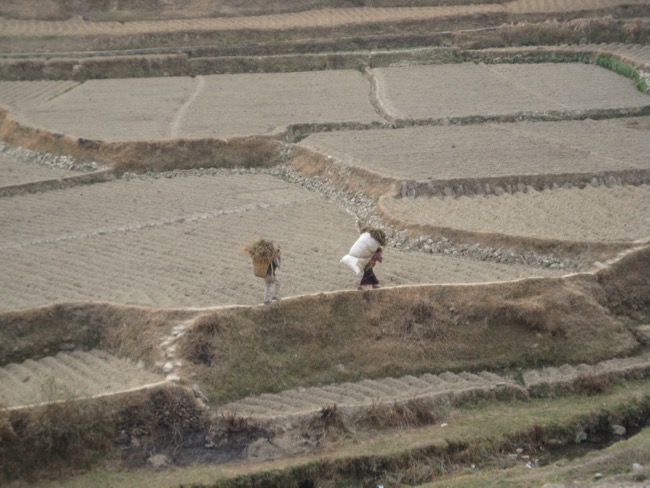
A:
0;152;85;187
299;117;650;183
372;63;649;120
0;350;163;408
0;80;78;109
219;369;518;418
382;184;650;242
0;6;507;38
1;169;565;311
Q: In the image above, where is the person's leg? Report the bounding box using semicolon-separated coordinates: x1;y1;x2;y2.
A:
273;277;281;300
264;277;272;303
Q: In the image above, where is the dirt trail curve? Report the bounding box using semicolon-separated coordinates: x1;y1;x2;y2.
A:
0;0;646;40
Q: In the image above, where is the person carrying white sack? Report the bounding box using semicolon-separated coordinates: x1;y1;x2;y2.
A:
340;227;387;285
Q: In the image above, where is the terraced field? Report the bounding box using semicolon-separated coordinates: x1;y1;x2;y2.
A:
1;62;648;140
298;117;650;184
1;1;650;486
1;165;570;311
221;353;650;424
373;62;650;119
0;349;164;409
382;183;650;243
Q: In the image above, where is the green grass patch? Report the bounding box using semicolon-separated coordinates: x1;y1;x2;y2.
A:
596;54;649;93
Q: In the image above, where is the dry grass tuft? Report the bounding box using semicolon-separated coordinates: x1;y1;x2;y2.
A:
306;404;349;440
205;412;270;452
243;238;278;259
597;246;650;317
574;373;611;396
364;399;437;430
360;226;387;247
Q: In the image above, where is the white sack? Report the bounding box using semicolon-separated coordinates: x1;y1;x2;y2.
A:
340;232;380;275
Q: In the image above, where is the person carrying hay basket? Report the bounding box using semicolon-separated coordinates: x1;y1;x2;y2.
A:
245;238;282;304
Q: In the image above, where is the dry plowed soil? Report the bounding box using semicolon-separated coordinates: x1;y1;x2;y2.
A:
0;349;163;409
1;2;650;486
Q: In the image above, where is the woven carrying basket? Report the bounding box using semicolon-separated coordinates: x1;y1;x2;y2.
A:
253;256;271;278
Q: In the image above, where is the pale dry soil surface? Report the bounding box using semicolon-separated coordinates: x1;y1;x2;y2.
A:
0;167;563;311
0;349;163;409
0;149;86;186
0;70;381;140
299;117;650;181
1;64;647;140
383;184;650;243
373;63;650;119
0;3;649;486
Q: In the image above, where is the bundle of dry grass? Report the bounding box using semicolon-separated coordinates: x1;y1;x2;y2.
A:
244;238;278;277
361;226;387;247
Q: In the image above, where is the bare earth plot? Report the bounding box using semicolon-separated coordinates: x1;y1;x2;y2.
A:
0;6;508;39
0;169;563;311
372;63;650;120
3;71;381;140
0;349;163;409
0;3;649;485
506;0;650;14
3;63;647;140
0;148;85;186
177;71;382;138
5;77;197;141
298;117;650;181
383;184;650;242
1;0;648;40
0;80;79;113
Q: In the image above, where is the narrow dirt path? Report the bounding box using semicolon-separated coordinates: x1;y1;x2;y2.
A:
169;75;204;138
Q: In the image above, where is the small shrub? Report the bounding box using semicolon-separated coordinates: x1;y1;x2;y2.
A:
1;399;114;483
